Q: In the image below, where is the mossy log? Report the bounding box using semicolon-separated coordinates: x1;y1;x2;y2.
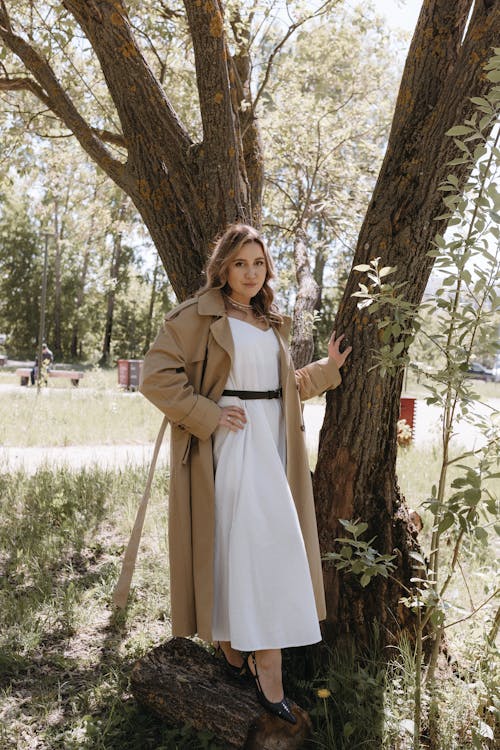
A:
130;637;312;749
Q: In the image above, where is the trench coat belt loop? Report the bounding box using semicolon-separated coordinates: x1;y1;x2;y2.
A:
112;416;168;609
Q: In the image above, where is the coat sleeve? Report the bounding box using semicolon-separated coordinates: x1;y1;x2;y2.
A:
139;319;222;441
295;357;341;401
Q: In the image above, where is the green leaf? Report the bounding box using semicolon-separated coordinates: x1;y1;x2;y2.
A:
409;551;426;565
343;722;355;739
470;96;491;108
474;526;488;542
446;125;475;136
379;266;397;278
438;514;454;534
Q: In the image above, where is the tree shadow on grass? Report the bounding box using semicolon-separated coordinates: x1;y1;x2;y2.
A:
0;465;219;749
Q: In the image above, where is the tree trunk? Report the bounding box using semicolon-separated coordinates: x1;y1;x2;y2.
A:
290;225;320;369
100;196;128;365
62;0;257;299
131;637;311;750
143;255;160;354
314;0;500;646
53;198;62;358
100;198;127;366
100;231;121;366
71;187;98;358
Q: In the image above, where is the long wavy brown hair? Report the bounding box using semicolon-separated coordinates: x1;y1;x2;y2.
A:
198;223;283;325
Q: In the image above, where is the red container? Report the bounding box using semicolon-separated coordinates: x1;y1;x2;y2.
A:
399;397;416;432
118;359;130;388
128;360;143;391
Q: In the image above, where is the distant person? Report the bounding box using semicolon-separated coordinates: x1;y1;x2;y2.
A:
30;343;54;385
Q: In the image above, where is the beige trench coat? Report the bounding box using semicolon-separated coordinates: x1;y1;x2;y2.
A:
138;288;341;642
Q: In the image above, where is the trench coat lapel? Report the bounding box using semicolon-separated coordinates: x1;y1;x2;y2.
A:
197;289;234;368
209;316;234;368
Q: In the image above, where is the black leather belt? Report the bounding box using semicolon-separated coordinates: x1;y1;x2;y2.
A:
222;388;282;400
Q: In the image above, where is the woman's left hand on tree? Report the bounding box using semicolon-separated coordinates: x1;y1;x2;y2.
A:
328;330;352;369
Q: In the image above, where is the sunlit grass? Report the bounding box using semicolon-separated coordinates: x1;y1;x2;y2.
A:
1;407;497;747
0;380;163;447
0;463;207;750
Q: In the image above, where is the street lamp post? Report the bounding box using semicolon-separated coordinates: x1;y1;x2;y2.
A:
37;232;51;394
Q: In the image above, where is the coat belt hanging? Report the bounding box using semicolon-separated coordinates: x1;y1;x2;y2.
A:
112;416;168;609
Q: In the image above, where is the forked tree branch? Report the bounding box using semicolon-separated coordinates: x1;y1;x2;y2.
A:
62;0;192;163
183;0;240;155
0;3;127;185
0;75;126;147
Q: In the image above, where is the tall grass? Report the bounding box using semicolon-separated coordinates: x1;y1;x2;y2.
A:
0;463;221;750
1;452;497;748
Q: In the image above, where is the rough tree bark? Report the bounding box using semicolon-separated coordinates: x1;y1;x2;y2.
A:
314;0;500;646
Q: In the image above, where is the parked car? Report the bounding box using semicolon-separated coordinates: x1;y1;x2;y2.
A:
466;362;494;382
492;357;500;383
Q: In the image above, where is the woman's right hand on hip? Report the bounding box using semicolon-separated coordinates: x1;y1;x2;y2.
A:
219;406;247;432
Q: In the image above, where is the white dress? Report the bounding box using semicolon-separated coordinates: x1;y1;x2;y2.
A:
211;317;321;651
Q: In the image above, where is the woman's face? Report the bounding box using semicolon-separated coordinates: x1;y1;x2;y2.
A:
226;240;267;304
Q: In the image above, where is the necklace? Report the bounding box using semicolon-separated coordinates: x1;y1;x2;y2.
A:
225;295;253;312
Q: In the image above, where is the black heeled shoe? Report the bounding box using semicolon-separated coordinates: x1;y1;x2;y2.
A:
246;653;297;725
215;642;249;681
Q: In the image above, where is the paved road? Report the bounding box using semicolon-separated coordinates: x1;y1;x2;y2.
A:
2;399;498;474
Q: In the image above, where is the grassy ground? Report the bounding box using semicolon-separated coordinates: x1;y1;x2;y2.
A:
0;456;497;749
1;368;499;449
0;370;498;749
0;465;190;750
0;370;163;447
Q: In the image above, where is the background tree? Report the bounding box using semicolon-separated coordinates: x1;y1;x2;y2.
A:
261;5;400;365
0;195;42;358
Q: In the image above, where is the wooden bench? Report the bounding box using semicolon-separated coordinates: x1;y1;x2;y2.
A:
16;368;84;387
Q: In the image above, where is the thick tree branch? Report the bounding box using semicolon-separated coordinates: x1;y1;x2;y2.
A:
385;0;472;150
183;0;250;224
183;0;238;152
346;0;500;293
0;75;126;147
0;5;126;186
62;0;192;162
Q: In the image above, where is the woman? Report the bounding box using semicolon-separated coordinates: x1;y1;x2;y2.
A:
139;224;351;723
